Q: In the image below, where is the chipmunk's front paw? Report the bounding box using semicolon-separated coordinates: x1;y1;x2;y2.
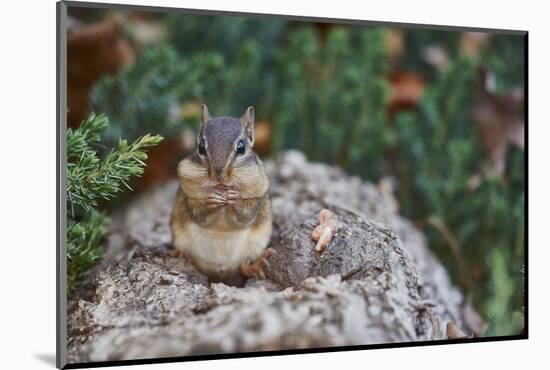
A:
205;191;227;209
240;248;275;280
205;186;239;209
224;189;239;205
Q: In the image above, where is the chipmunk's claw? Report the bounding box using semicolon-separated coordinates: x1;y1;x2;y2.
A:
206;202;223;210
206;193;226;209
169;249;185;258
225;190;239;201
207;187;240;209
241;248;275;280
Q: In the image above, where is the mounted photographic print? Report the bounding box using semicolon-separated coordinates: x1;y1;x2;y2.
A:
56;1;527;368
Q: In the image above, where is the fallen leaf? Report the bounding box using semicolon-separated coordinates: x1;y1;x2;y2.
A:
67;16;135;127
446;321;469;339
387;71;426;116
460;32;491;58
472;69;524;178
385;28;405;63
254;121;273;156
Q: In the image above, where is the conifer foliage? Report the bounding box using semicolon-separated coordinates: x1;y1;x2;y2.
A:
66;114;163;290
74;12;525;335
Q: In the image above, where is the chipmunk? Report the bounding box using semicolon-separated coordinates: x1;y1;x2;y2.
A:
170;104;273;285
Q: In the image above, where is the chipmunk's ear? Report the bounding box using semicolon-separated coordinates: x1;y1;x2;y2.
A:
241;106;255;146
201;104;211;127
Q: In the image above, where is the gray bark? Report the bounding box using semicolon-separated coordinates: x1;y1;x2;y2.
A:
67;151;484;363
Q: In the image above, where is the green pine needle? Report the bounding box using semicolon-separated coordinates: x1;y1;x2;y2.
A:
66;113;163;291
67;114;163;216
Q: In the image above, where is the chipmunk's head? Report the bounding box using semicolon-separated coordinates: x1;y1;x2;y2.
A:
192;104;258;183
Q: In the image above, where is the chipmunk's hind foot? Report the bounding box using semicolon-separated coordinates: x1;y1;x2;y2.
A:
169;249;186;258
240;248;275;280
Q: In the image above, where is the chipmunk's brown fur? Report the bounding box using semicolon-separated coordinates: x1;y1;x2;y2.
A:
170;105;272;285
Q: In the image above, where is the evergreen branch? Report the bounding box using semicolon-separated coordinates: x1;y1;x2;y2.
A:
67;114;163;215
67;113;109;158
66;113;163;290
67;210;106;291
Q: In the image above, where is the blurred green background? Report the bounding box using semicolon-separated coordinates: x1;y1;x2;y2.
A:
67;8;525;336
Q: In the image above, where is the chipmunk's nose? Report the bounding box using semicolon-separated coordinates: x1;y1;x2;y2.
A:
213;165;225;181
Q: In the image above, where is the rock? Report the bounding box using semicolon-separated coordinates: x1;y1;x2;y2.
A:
67;151;482;363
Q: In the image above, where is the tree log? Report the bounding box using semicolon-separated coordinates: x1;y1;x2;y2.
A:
67;151;484;363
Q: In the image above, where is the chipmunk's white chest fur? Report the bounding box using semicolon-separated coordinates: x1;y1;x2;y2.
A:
172;219;271;279
186;223;251;268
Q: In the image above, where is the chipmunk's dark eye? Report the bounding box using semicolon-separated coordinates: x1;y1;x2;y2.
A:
198;139;206;156
236;139;245;155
